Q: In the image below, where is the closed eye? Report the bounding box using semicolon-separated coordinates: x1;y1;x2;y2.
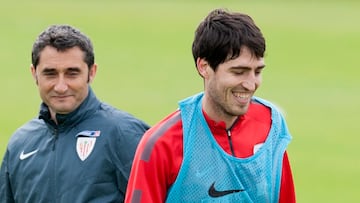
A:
66;69;81;76
255;67;265;75
232;70;245;75
41;69;57;77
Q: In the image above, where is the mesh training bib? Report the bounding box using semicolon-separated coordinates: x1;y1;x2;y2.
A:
166;92;291;203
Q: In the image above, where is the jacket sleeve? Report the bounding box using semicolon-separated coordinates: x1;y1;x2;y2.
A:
279;151;296;203
0;150;15;203
111;117;150;198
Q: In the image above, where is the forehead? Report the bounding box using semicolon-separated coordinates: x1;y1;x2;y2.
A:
37;46;86;70
223;47;265;69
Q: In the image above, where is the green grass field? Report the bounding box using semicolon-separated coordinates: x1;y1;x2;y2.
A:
1;0;359;202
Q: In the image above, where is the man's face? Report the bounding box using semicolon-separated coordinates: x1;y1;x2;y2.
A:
199;46;265;126
31;46;96;118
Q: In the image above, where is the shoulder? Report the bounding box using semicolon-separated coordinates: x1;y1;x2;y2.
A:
95;102;150;132
5;118;47;155
251;97;286;115
136;110;183;162
98;102;136;119
247;99;272;124
8;118;46;145
251;97;292;139
249;97;288;122
144;110;182;143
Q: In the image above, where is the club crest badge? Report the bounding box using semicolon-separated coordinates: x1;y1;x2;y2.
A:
76;130;101;161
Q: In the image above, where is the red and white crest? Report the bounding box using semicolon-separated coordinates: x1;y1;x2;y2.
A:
76;137;96;161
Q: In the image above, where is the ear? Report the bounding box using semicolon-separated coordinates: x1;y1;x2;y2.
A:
88;64;97;83
30;64;38;84
196;58;209;78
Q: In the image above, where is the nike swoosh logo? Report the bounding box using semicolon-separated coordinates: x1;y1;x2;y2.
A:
208;182;244;197
19;149;39;160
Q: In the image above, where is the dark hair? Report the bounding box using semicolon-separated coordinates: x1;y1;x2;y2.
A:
31;24;94;69
192;8;265;71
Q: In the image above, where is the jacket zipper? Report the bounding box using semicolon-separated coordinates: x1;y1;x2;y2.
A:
52;128;58;150
227;130;236;156
226;116;239;157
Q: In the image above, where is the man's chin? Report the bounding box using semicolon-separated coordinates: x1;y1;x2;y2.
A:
51;106;75;115
234;105;250;116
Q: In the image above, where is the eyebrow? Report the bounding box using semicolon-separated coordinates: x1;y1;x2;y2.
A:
41;67;81;73
66;67;81;72
41;68;56;74
230;65;266;70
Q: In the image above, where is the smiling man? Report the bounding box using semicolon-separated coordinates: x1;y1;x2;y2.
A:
125;9;296;203
0;25;150;202
33;46;94;119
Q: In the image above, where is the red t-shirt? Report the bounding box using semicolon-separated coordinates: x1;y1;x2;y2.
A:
125;102;296;203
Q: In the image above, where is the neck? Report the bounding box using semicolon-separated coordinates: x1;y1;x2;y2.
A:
202;100;238;129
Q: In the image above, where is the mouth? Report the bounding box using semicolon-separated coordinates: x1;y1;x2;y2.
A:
52;95;71;100
232;92;252;104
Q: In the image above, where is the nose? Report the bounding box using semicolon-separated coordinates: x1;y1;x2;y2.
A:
54;77;68;93
241;80;256;91
241;71;259;91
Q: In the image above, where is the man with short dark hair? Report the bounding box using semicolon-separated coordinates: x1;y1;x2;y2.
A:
0;24;150;202
125;9;296;203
